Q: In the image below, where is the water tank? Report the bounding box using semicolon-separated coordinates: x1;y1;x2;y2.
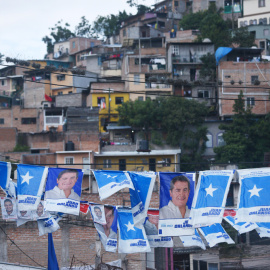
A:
138;140;149;151
65;141;74;151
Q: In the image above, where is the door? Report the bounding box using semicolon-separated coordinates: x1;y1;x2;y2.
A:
119;159;126;171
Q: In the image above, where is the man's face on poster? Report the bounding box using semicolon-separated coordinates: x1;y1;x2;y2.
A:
4;200;13;215
94;207;102;218
57;172;77;192
104;207;114;229
37;203;44;216
170;180;190;208
20;211;27;217
148;214;159;229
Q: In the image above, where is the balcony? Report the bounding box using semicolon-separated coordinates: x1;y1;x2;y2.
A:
172;55;202;64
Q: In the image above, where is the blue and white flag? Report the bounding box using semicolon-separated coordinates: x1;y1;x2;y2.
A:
236;168;270;223
256;223;270;238
38;215;62;236
198;223;234;248
92;206;118;252
223;215;258;234
0;161;11;193
117;208;151;253
190;170;235;227
44;168;83;215
92;170;134;200
180;229;206;250
17;164;48;211
129;171;156;225
144;210;173;248
158;172;195;236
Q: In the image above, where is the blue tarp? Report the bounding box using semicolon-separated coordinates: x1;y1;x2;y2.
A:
215;47;233;65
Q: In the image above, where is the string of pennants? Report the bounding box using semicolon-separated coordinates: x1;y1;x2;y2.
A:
1;161;270;253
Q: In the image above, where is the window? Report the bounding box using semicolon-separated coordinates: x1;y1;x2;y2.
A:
65;157;74;165
123;29;126;36
68;91;73;94
138;96;144;101
57;92;63;95
174;1;178;7
115;97;124;105
0;118;4;124
247;97;255;106
198;90;209;98
21;118;36;124
172;45;179;55
134;74;140;85
103;159;112;168
119;159;126;171
260;41;265;49
162;158;171;167
72;41;75;48
259;0;265;7
264;29;269;36
57;74;65;81
91;42;94;47
251;75;259;84
1;80;6;86
206;134;213;148
217;133;225;147
97;97;105;105
209;263;219;270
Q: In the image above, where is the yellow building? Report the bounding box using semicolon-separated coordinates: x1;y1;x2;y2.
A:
90;81;129;132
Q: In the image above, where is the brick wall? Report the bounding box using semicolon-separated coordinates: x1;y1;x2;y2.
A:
0;128;17;152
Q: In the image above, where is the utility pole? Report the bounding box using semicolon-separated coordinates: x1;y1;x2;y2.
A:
108;88;111;124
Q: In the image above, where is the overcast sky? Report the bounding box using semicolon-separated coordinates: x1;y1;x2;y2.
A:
1;0;157;60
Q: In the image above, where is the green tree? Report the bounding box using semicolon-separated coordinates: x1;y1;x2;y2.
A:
42;20;75;54
75;16;92;38
232;27;256;48
214;91;270;168
117;98;162;140
199;53;216;81
92;11;130;38
179;10;205;30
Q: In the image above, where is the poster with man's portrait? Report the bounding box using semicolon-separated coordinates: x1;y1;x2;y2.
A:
93;205;118;252
144;209;173;247
18;210;32;220
1;197;17;220
44;168;83;215
32;201;49;220
158;172;195;236
90;204;106;225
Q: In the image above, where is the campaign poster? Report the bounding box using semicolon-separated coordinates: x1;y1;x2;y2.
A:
144;209;173;248
32;201;50;220
92;205;118;252
90;204;106;225
44;168;83;215
158;172;195;236
1;197;17;220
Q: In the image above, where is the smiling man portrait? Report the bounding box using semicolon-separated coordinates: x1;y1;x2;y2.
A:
159;175;191;219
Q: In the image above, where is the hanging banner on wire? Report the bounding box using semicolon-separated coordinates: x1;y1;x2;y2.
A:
189;170;235;227
180;229;206;250
129;171;156;225
158;172;195;236
236;168;270;223
1;197;17;220
17;164;48;211
92;170;135;200
91;206;118;252
144;209;173;248
223;215;258;234
45;168;83;215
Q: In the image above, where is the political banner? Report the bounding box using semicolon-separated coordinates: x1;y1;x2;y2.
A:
90;204;106;225
44;168;83;215
38;215;62;236
198;223;234;248
1;197;17;220
129;171;156;225
223;215;258;234
32;201;50;220
236;168;270;223
117;207;150;253
17;164;48;211
0;161;11;194
190;170;235;227
92;206;118;252
256;223;270;238
158;172;195;236
92;170;134;200
144;210;173;248
180;229;206;250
